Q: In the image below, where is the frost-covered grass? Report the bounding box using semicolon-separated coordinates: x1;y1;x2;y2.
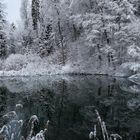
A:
0;104;49;140
89;110;122;140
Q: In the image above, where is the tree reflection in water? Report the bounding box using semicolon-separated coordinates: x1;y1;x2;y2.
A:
0;76;139;140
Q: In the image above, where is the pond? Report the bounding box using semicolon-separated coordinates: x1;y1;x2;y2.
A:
0;75;140;140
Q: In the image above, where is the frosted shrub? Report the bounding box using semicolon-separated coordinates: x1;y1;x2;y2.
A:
26;54;42;63
0;104;49;140
0;53;63;76
4;54;28;71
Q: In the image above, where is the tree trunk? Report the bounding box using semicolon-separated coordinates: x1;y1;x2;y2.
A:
56;9;65;65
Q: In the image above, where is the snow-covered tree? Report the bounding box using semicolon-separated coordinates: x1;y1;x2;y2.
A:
38;20;55;57
40;0;68;65
20;0;30;29
15;0;140;74
31;0;40;34
0;1;7;59
8;23;16;54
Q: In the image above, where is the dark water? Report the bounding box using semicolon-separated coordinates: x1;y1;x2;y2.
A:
0;76;140;140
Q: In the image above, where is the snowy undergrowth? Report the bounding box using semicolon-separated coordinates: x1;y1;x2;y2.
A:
1;54;138;77
0;54;69;76
0;54;102;77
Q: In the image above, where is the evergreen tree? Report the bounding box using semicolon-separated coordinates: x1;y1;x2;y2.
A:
8;23;16;54
0;1;7;59
31;0;40;32
39;21;55;57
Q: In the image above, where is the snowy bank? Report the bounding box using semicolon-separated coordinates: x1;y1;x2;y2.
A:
115;62;140;77
0;54;65;76
1;54;140;77
0;54;87;76
128;74;140;85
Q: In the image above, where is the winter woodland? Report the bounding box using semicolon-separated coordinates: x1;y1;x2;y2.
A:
0;0;140;77
1;1;140;139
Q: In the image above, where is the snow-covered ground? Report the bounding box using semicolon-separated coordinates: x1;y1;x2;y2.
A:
115;62;140;77
1;54;140;77
0;53;111;76
0;54;75;76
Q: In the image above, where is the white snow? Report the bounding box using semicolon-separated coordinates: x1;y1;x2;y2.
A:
1;54;140;77
128;73;140;85
127;44;140;58
115;62;140;77
0;54;72;76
